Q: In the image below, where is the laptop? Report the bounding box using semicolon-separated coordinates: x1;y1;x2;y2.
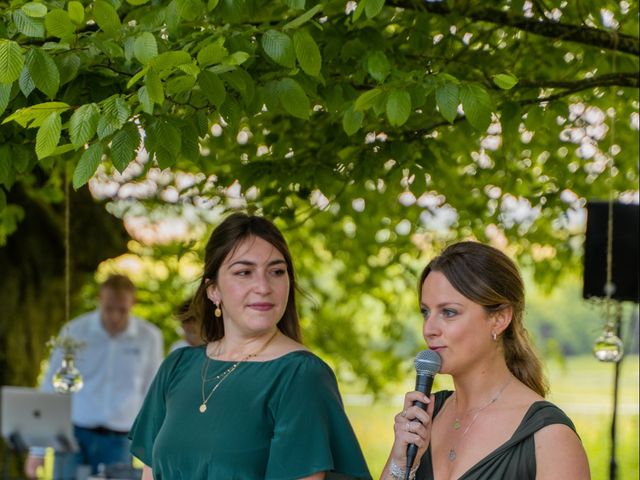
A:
0;386;78;452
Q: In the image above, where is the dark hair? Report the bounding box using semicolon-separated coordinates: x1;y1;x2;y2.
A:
192;213;301;343
101;274;135;294
419;241;548;397
176;299;196;324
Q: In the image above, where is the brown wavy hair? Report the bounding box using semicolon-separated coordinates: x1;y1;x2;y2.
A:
419;241;548;397
191;213;301;343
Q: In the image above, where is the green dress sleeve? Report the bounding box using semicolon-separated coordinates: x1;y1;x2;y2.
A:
265;353;371;480
128;348;185;466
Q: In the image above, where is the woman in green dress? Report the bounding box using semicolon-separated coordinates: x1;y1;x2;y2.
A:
381;241;590;480
130;213;371;480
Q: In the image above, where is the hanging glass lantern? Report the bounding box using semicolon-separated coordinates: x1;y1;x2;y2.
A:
48;335;85;393
593;325;624;362
53;354;84;393
592;290;624;363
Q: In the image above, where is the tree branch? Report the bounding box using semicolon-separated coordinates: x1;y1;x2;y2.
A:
517;71;639;90
401;71;638;138
389;1;639;56
517;72;639;104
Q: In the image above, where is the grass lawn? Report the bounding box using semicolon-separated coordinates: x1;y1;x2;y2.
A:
343;354;639;479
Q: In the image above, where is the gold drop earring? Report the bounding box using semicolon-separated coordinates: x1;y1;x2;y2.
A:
214;302;222;318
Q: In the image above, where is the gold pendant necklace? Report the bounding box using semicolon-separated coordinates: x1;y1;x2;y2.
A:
199;329;278;413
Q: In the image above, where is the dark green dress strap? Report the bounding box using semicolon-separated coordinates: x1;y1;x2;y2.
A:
416;391;578;480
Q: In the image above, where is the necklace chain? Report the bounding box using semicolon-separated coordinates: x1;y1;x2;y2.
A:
198;330;278;413
442;374;513;461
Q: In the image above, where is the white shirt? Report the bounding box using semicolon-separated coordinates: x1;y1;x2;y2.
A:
41;310;163;431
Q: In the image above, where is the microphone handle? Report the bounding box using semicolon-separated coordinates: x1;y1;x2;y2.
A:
405;373;435;476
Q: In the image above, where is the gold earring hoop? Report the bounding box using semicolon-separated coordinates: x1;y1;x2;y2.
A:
214;302;222;318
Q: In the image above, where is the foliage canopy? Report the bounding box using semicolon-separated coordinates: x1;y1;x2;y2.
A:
0;0;638;389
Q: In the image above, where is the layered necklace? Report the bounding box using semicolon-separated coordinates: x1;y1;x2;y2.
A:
442;374;513;461
199;329;279;413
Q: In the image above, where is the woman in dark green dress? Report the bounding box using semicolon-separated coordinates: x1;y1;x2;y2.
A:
381;242;590;480
130;213;371;480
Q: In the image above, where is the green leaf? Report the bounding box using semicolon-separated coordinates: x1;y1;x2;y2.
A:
198;71;226;107
180;123;200;161
145;69;164;105
436;82;459;124
524;104;544;130
49;143;77;157
342;105;363;136
177;63;200;77
70;103;99;147
134;32;158;65
0;40;25;84
261;30;295;68
96;39;124;59
207;0;220;10
137;86;154;114
149;120;181;169
352;0;366;22
219;96;241;127
45;9;76;38
110;123;140;172
283;4;322;30
126;66;148;89
176;0;202;21
22;2;48;18
19;67;36;97
151;51;192;71
73;143;103;189
126;0;151;4
197;39;228;67
492;73;519;90
93;0;121;36
354;88;384;111
67;1;85;24
56;53;81;86
35;112;61;159
365;0;385;19
285;0;305;9
26;49;60;98
2;102;70;128
386;90;411;127
460;83;492;131
97;95;130;139
11;147;31;173
221;69;254;104
0;83;11;116
278;78;310;119
224;51;250;66
293;30;321;77
166;75;196;95
13;10;45;38
367;51;390;83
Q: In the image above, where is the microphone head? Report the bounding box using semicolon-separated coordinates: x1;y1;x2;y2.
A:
415;349;441;375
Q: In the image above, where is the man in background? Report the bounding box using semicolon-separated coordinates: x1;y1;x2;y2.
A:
25;274;164;479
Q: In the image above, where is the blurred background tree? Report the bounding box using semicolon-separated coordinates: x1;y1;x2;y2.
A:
0;0;638;393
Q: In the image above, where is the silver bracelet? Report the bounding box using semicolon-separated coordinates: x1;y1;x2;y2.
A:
388;459;418;480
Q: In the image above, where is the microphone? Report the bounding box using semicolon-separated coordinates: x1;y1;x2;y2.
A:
405;349;441;478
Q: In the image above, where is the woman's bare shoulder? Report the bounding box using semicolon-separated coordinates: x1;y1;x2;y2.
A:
534;422;590;479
